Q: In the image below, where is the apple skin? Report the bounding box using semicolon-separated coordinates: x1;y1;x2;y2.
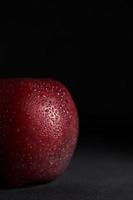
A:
0;78;79;188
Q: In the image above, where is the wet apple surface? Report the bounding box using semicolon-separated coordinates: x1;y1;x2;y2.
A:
0;79;79;188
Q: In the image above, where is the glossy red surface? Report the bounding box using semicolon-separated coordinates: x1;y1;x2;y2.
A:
0;79;79;187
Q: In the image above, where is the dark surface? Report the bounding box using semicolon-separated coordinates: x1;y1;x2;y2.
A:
1;141;133;200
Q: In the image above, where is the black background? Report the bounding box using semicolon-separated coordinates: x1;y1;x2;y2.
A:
0;1;133;200
0;1;130;146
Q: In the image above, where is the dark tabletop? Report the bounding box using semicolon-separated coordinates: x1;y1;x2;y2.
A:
0;143;133;200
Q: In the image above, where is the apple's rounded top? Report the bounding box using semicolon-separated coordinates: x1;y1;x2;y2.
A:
0;78;76;103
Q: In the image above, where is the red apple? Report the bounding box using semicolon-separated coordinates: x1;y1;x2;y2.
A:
0;78;79;188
